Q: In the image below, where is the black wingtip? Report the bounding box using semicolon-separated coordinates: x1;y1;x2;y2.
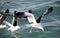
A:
14;11;17;14
28;10;32;13
0;8;9;16
44;7;53;16
48;7;53;12
13;11;17;26
14;10;17;17
36;7;53;23
5;8;9;13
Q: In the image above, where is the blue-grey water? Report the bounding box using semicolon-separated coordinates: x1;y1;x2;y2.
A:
0;0;60;38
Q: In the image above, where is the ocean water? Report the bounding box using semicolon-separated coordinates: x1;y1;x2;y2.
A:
0;0;60;38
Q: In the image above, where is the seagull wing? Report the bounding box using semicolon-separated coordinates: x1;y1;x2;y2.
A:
36;7;53;23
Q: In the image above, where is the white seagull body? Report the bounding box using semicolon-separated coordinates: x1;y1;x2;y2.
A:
25;12;44;32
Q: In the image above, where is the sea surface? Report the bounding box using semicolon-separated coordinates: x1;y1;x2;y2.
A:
0;0;60;38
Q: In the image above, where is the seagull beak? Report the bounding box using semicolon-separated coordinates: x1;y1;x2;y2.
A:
41;29;45;32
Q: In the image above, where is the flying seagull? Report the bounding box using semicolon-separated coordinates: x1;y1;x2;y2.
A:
0;8;9;29
27;7;53;32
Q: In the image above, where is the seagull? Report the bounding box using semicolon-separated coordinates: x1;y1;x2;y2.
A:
27;7;53;32
0;8;9;29
5;11;20;32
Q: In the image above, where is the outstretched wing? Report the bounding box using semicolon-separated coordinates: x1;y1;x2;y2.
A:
36;7;53;23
